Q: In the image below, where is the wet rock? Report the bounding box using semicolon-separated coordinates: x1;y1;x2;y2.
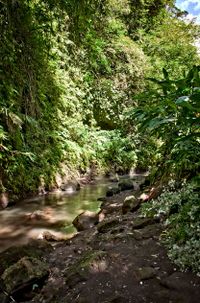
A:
118;179;134;191
106;186;120;197
60;181;81;193
65;251;107;287
132;217;155;229
1;257;49;294
0;240;52;276
97;218;119;233
122;195;140;214
73;211;99;231
134;266;156;281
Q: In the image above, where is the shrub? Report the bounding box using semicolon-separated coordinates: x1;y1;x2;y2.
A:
141;181;200;275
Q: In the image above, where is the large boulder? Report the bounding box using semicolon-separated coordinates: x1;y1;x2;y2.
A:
73;211;99;231
1;257;49;295
122;195;140;214
118;179;134;191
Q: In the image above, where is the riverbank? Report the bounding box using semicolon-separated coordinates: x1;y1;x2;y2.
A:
0;179;199;303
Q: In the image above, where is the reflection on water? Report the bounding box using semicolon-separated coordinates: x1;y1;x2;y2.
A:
0;178;112;252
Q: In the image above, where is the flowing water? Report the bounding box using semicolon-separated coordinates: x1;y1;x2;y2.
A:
0;178;113;253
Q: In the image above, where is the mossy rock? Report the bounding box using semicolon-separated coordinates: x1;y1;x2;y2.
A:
131;217;155;229
97;218;119;233
1;256;49;294
122;195;140;214
0;240;52;276
65;251;107;287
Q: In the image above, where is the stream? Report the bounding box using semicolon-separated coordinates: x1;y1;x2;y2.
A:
0;177;113;253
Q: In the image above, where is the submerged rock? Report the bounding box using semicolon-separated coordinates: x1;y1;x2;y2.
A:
122;195;140;214
73;211;99;231
1;257;49;294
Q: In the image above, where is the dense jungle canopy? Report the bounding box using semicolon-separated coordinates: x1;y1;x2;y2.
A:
0;0;200;274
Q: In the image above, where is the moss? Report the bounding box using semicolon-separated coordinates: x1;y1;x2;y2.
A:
0;240;52;275
65;250;107;286
97;218;119;233
2;257;49;293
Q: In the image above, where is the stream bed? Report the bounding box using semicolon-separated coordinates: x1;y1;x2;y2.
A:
0;177;113;252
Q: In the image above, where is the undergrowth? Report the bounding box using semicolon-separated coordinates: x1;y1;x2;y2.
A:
141;180;200;275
